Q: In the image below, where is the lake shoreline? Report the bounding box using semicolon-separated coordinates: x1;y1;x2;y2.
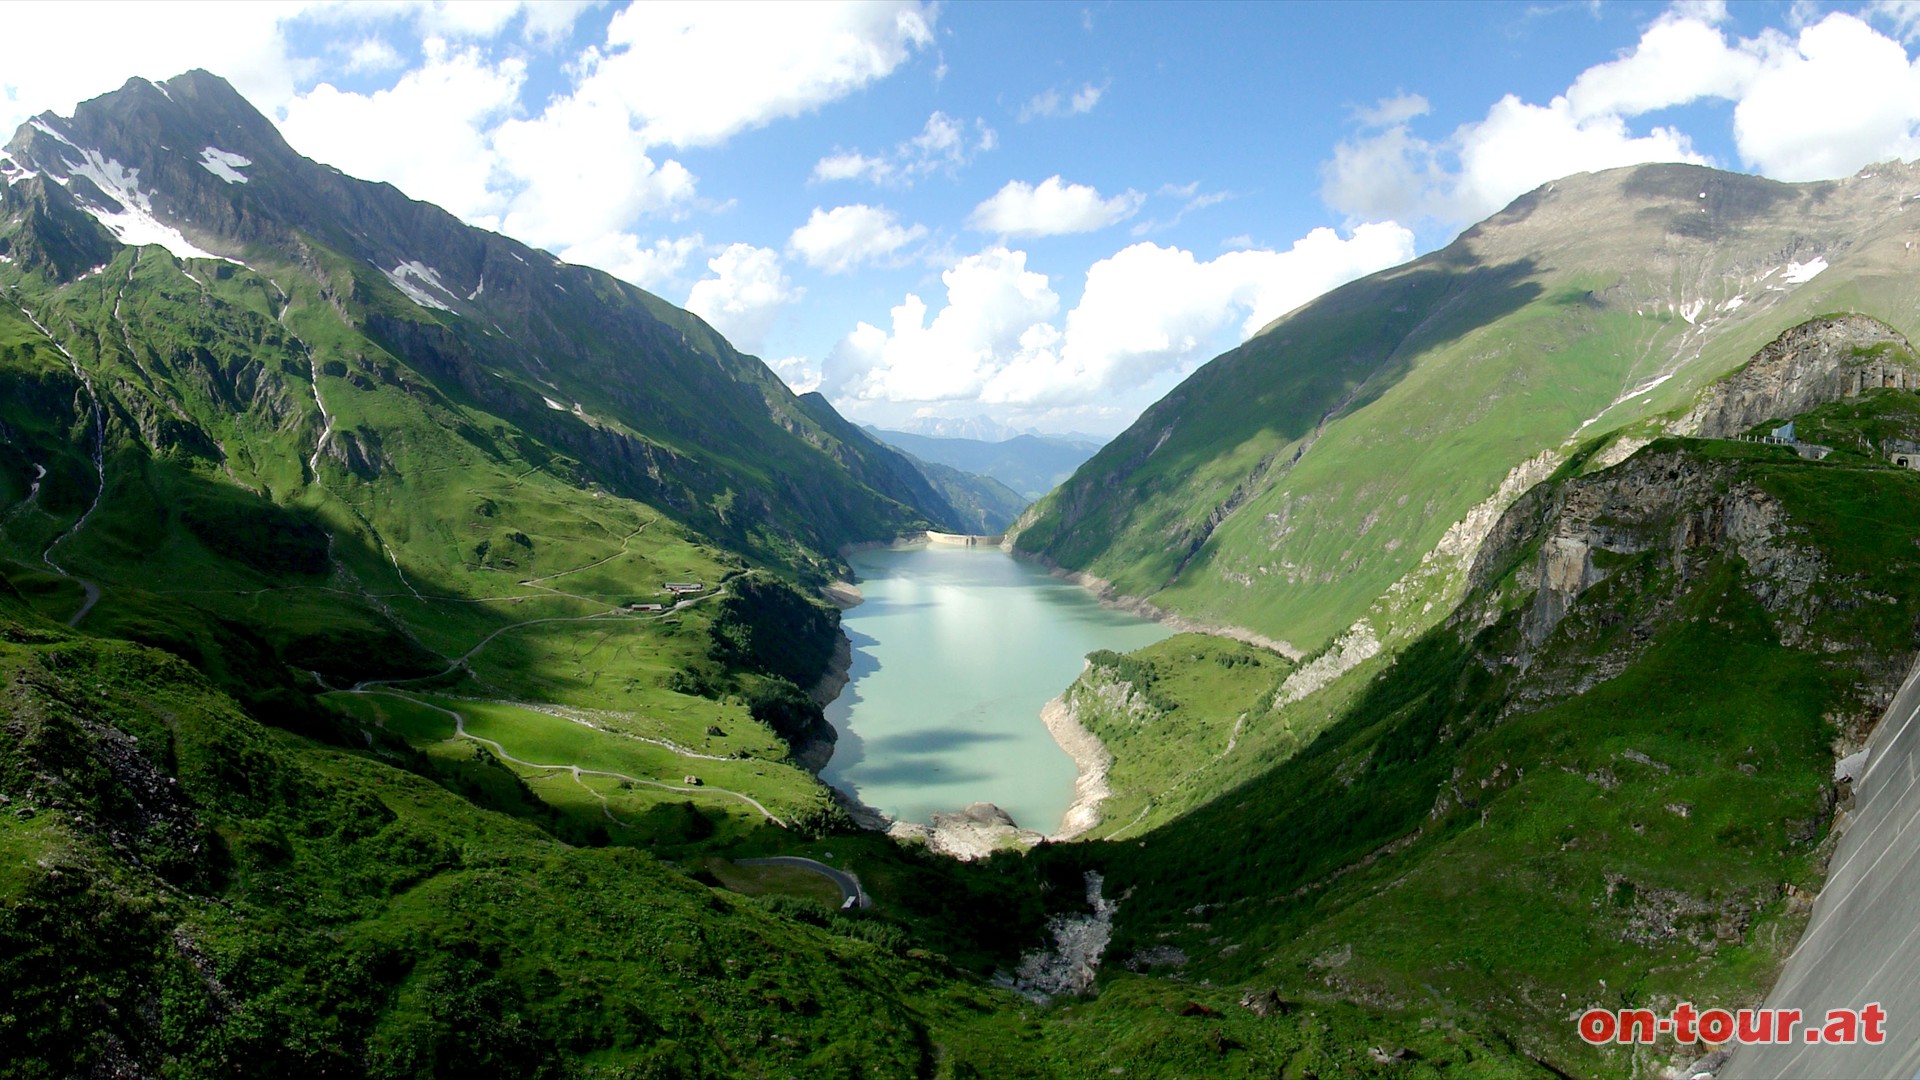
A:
1004;546;1305;661
1041;686;1112;840
795;617;857;775
809;544;1162;854
805;586;901;835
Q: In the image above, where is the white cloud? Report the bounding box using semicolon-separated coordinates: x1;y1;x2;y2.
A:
412;1;533;39
813;151;891;183
788;205;927;273
969;176;1145;237
343;38;406;75
1868;0;1920;44
296;1;594;44
1563;14;1756;118
0;1;313;135
1019;81;1107;121
1324;10;1920;228
558;233;704;292
812;110;996;185
1733;14;1920;180
589;0;935;149
1020;90;1062;120
1354;92;1430;128
1449;97;1705;222
826;248;1061;403
411;0;592;43
685;244;803;355
826;225;1413;408
1005;225;1415;404
491;90;699;251
767;355;825;394
1325;91;1705;226
280;39;525;226
1131;182;1233;236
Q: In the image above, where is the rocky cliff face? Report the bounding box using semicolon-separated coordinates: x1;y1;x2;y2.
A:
1676;315;1920;438
1475;449;1821;659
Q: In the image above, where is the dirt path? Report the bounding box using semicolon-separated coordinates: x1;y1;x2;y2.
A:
353;690;787;828
517;521;655;585
350;589;721;692
468;697;738;762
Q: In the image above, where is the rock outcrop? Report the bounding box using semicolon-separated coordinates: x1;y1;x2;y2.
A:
1470;447;1823;665
997;872;1116;1002
1675;314;1920;438
873;801;1046;861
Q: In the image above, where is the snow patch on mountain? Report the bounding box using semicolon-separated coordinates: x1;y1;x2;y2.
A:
1618;371;1675;404
1783;257;1828;285
0;149;33;185
382;261;458;312
198;147;251;184
28;119;78;149
542;396;567;411
58;146;221;262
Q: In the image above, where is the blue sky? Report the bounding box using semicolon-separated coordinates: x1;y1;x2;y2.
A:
7;1;1920;436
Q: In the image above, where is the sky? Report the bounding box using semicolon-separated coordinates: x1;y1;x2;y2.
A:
8;1;1920;437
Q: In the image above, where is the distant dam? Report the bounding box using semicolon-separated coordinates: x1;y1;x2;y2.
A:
921;530;1005;547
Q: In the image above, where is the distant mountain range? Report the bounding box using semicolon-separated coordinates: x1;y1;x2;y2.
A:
884;413;1028;441
868;427;1102;501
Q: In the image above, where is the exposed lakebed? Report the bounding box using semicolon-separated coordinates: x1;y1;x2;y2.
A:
822;544;1171;832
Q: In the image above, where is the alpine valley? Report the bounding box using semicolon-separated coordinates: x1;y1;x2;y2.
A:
6;71;1920;1080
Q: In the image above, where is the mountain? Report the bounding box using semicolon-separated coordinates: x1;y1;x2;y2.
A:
901;456;1029;533
0;71;959;576
786;391;1021;533
1011;161;1920;657
0;70;1091;1076
1065;401;1920;1075
12;68;1920;1080
0;70;989;746
886;413;1028;441
869;427;1102;500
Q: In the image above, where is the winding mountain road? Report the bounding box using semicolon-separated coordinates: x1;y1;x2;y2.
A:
736;856;870;909
352;690;789;828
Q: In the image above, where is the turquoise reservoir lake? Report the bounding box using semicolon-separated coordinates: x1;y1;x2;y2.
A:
822;544;1172;832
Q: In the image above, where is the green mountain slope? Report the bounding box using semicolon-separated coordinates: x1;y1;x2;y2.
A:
902;457;1028;534
1013;162;1920;655
1049;418;1920;1077
0;71;981;845
16;68;1920;1080
0;583;1053;1077
3;71;952;576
